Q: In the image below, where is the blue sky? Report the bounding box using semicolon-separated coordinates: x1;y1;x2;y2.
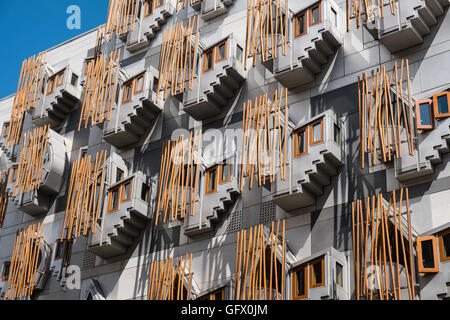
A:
0;1;110;98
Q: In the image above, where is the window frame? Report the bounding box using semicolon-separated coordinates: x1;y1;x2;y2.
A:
292;264;308;300
205;166;218;195
134;73;145;95
56;70;65;87
2;123;9;138
309;2;322;27
294;127;308;158
417;235;439;273
54;240;67;260
2;261;11;282
46;77;56;95
215;40;228;63
438;229;450;263
144;0;155;17
107;186;121;213
219;160;232;184
309;256;325;288
121;179;133;203
203;48;215;73
141;183;150;202
294;11;308;38
416;99;434;130
10;165;18;183
336;262;343;287
433;91;450;119
122;81;133;104
309;117;324;146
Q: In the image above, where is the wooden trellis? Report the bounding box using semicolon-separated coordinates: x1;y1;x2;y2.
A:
235;220;286;300
6;52;47;148
240;88;288;191
147;253;193;300
155;131;202;225
60;150;108;241
244;0;288;70
156;15;200;102
12;125;50;197
0;170;9;227
3;222;44;300
358;59;414;168
347;0;399;32
79;49;121;130
352;188;416;300
105;0;139;40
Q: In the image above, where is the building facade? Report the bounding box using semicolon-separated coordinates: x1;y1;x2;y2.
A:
0;0;450;300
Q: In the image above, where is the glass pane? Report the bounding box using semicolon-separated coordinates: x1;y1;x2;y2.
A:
437;95;449;115
334;125;340;144
296;268;305;296
297;15;305;34
56;242;64;257
214;290;224;300
117;169;124;182
421;240;435;269
112;189;119;209
443;233;450;258
208;169;216;192
141;184;149;202
206;51;213;70
419;103;431;126
336;263;343;287
218;43;226;60
136;77;143;92
222;163;230;182
313;122;322;143
297;131;305;154
312;261;322;284
312;6;320;24
123;183;131;200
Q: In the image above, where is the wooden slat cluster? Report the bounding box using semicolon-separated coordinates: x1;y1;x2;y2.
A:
347;0;399;31
358;59;414;169
105;0;139;39
244;0;288;70
79;49;121;130
147;253;193;300
60;150;107;240
12;125;50;197
155;131;202;225
234;220;286;300
0;170;10;227
6;52;47;148
352;188;416;300
156;16;200;102
240;88;288;191
3;223;44;300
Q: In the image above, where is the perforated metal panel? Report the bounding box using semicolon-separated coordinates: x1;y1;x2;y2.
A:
82;250;96;271
259;201;275;225
226;209;242;233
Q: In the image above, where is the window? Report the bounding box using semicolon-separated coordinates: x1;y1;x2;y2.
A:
56;70;65;87
2;262;11;282
116;168;124;182
10;165;18;183
416;100;434;130
121;180;132;202
309;118;324;146
216;40;227;62
295;11;307;37
293;265;308;300
145;0;154;16
236;45;243;64
152;77;159;93
433;91;450;119
71;73;79;87
46;77;55;95
54;240;65;260
219;160;231;184
2;123;9;138
336;262;343;287
108;187;120;213
309;2;322;26
198;288;225;300
155;0;164;8
417;236;439;273
334;124;341;145
205;166;218;194
141;183;150;202
84;59;94;75
203;49;214;73
122;81;133;103
294;127;308;158
134;74;145;94
438;229;450;262
309;256;325;288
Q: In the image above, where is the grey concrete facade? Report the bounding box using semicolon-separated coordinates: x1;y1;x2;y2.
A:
0;0;450;300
